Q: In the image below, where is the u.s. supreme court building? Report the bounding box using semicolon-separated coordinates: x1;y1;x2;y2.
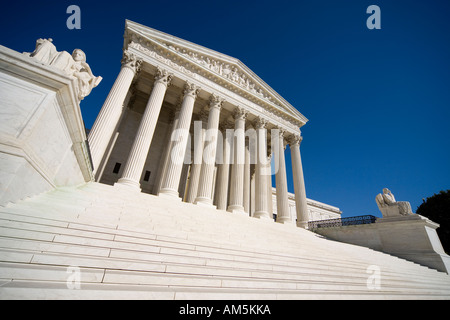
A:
89;20;341;225
2;18;450;300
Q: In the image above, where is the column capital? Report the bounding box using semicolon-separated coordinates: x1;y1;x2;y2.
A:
154;67;173;87
287;134;303;147
253;116;268;130
275;126;287;138
183;81;201;98
121;50;143;73
276;127;288;149
233;106;248;121
209;93;225;109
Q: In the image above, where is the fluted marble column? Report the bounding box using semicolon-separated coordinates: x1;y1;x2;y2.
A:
159;82;201;199
88;50;142;174
185;110;208;203
115;68;172;191
253;117;271;219
152;105;181;195
266;151;273;218
195;94;225;207
228;107;248;214
275;129;292;224
214;122;232;210
289;135;309;228
243;142;251;214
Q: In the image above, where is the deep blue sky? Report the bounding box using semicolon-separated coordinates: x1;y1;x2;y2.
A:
1;0;449;218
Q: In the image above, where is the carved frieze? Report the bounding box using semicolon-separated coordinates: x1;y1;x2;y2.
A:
129;42;194;77
164;43;273;102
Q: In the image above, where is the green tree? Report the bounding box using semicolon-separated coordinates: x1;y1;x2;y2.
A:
416;190;450;254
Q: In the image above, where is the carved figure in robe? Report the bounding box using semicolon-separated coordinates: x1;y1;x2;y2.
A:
69;49;102;100
376;188;413;217
24;38;58;64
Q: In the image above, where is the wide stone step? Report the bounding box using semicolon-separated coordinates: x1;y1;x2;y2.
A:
2;260;450;297
1;238;449;293
0;205;446;280
2;253;450;300
0;213;443;283
4;280;447;300
1;182;450;299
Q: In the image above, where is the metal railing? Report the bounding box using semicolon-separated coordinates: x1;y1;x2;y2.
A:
308;215;377;230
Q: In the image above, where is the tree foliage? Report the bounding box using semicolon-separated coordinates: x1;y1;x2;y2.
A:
416;190;450;254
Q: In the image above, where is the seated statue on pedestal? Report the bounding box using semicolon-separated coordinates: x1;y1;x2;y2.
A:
24;38;102;101
376;188;413;217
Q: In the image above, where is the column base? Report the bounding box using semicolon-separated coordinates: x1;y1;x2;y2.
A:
297;220;308;229
227;205;246;215
194;197;216;209
276;217;296;226
158;188;182;201
114;178;141;192
253;211;272;221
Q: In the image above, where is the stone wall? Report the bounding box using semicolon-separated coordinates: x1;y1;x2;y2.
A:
315;214;450;273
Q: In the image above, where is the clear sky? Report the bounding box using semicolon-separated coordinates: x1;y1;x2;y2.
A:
1;0;449;218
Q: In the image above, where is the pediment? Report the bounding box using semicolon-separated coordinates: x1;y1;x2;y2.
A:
124;20;308;129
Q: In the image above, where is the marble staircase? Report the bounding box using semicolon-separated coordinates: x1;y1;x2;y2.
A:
1;182;450;299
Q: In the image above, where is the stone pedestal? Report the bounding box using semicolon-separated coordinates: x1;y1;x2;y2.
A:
315;213;450;274
378;202;413;218
375;215;450;273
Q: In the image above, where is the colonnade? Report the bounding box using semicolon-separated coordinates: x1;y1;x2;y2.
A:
88;51;309;228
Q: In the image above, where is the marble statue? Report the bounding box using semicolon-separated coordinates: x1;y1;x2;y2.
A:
376;188;413;217
24;38;101;100
69;49;102;100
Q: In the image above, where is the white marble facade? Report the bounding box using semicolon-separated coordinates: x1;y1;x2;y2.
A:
89;20;340;227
